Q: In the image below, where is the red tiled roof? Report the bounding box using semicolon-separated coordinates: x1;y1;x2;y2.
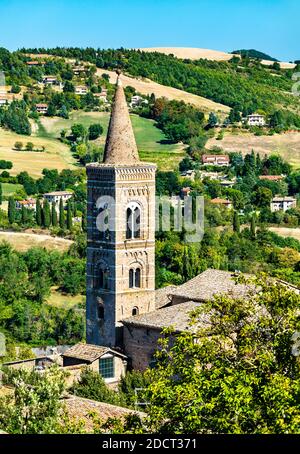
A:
211;198;231;205
259;175;284;181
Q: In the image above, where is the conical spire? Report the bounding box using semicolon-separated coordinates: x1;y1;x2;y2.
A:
103;73;140;165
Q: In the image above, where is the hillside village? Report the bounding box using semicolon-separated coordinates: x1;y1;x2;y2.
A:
1;44;300;435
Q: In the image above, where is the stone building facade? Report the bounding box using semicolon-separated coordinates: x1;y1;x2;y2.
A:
86;75;156;348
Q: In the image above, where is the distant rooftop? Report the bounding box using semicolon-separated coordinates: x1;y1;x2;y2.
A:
123;301;203;332
168;269;253;303
63;343;126;363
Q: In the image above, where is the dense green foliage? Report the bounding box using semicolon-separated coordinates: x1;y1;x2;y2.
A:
0;242;85;345
143;276;300;433
232;49;278;61
23;47;300;119
0;366;82;434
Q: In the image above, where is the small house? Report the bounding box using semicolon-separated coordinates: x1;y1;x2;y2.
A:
210;198;232;208
270;196;297;212
43;191;73;205
36;103;48;114
202;154;230;167
75;85;88;95
247;114;266;127
62;343;127;384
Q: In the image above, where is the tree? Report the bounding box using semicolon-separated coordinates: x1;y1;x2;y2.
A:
42;199;51;228
253;187;273;209
14;141;23;151
51;202;58;227
71;367;124;407
63;81;75;93
250;214;256;238
233;210;240;233
21;205;28;224
71;123;87;141
144;276;300;434
207;112;218;128
0;183;2;205
0;366;80;434
81;210;86;232
229;107;241;124
66;200;73;230
35;199;42;226
8;197;16;224
88;123;103;140
59;198;65;229
25;142;34;151
11;84;21;94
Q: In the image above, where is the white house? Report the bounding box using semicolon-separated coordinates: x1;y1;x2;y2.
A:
247;114;266;127
75;85;88;95
42;76;58;85
43;191;73;205
130;95;148;108
202;154;230;167
270;196;297;212
36;103;48;114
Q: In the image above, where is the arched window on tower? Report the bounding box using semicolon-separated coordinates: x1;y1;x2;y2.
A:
129;268;134;288
129;267;141;289
96;264;109;290
135;267;141;288
132;307;139;316
126;203;141;239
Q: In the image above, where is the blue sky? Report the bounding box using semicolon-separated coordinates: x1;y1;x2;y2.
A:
0;0;298;61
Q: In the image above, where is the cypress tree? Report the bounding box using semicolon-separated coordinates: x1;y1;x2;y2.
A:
42;199;51;228
233;210;240;234
8;197;16;224
0;183;2;205
66;201;73;230
81;210;87;232
51;201;58;227
21;205;27;224
36;199;42;226
250;214;256;239
59;198;65;229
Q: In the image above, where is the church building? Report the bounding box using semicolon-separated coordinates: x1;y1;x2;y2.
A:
85;73;254;372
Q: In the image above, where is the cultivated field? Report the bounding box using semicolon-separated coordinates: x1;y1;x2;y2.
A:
0;128;76;177
269;227;300;241
0;231;73;252
138;47;296;69
1;183;23;197
138;47;236;61
207;131;300;167
97;69;230;115
38;111;110;140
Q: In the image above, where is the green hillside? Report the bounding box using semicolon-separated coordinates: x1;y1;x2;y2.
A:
232;49;278;61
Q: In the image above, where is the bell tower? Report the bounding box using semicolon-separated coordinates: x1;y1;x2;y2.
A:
86;74;156;347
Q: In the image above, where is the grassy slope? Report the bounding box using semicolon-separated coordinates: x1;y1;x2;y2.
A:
0;127;76;177
2;182;23;196
0;231;73;252
207;131;300;168
39;111;185;170
46;287;85;309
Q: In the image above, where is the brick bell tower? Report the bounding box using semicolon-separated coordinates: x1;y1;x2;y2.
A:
86;74;156;347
